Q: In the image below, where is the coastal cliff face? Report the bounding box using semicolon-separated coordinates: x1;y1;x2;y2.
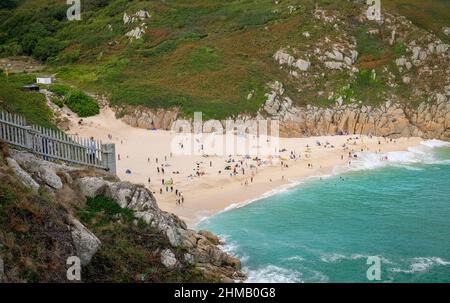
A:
0;143;244;282
113;97;450;141
263;97;450;141
115;105;180;131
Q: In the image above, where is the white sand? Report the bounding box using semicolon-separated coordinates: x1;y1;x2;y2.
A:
68;107;423;227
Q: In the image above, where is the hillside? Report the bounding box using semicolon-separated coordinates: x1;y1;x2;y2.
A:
0;0;449;122
0;141;244;282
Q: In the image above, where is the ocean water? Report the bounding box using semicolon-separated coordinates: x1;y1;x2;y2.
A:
197;140;450;283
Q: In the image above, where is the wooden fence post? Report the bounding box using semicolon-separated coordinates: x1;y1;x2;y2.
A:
102;143;116;175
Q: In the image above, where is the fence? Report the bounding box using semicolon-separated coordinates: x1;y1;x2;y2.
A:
0;111;116;174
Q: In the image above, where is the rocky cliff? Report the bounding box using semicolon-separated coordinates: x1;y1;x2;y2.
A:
260;82;450;140
0;143;244;282
115;105;180;131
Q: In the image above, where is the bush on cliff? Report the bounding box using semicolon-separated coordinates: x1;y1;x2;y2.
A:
49;84;100;117
77;196;209;283
65;91;100;117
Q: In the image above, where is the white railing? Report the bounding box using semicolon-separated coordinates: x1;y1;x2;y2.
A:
0;111;116;174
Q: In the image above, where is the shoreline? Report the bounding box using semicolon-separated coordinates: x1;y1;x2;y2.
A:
196;138;450;227
158;136;423;228
66;107;425;228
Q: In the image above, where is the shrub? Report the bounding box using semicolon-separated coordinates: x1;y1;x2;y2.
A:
65;90;100;117
32;37;63;61
0;41;22;56
58;49;81;63
50;97;64;108
49;84;72;97
393;41;406;56
77;195;135;227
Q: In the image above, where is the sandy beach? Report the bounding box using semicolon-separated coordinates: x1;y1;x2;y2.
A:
67;107;423;227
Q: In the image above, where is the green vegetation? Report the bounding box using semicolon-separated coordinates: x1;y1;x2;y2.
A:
49;84;100;117
393;41;407;56
50;96;64;108
76;195;209;283
385;0;450;43
0;73;54;127
77;195;135;228
0;0;447;118
0;143;71;282
0;0;305;118
350;69;384;105
65;91;99;117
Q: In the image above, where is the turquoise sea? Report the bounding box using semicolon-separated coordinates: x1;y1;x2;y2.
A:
197;140;450;282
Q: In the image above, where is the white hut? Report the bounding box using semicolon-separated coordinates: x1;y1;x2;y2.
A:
36;77;52;85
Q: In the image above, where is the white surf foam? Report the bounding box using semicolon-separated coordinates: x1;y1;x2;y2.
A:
219;179;306;213
319;253;394;265
244;265;304;283
391;257;450;274
284;256;305;262
420;139;450;148
339;139;450;173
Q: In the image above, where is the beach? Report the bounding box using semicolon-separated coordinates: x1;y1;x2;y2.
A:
68;107;423;227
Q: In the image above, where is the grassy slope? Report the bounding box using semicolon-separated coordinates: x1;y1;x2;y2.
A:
0;0;448;119
0;73;54;127
384;0;450;43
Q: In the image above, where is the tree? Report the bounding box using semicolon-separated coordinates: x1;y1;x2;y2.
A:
32;37;62;61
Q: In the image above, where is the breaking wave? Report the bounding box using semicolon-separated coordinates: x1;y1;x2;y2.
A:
391;257;450;274
244;265;304;283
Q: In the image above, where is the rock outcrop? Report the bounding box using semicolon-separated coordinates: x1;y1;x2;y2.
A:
6;157;40;193
6;150;244;282
273;49;311;72
70;218;101;266
115;105;180;130
75;175;244;281
261;97;450;140
123;10;151;40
